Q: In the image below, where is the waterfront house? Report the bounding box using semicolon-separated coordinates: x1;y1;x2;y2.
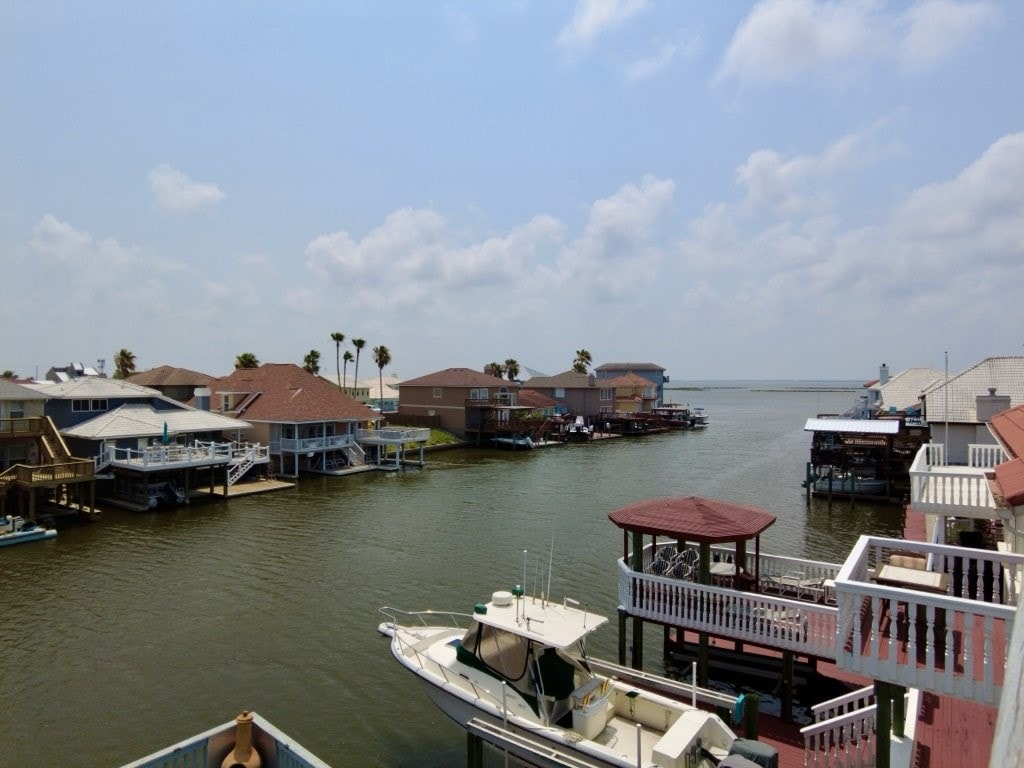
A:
0;377;97;520
594;362;669;407
395;367;516;437
128;365;215;404
22;375;256;510
919;356;1024;464
208;363;383;476
521;370;598;419
868;365;945;422
599;371;661;415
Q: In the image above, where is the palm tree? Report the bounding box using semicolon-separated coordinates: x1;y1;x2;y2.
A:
342;350;354;390
303;349;321;375
485;362;504;378
352;338;366;387
504;358;520;382
373;345;391;413
330;332;345;387
113;348;137;379
572;349;592;374
235;352;260;369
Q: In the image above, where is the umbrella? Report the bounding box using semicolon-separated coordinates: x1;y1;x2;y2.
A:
162;421;169;445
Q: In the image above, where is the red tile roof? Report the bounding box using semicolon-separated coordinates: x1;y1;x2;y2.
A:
607;496;776;542
517;389;557;409
208;363;379;423
990;405;1024;506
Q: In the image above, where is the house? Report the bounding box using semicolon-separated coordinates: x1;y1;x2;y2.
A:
129;365;215;403
920;356;1024;464
594;362;669;407
22;375;257;509
873;366;945;422
517;389;558;419
0;377;97;520
45;361;104;382
599;371;660;415
522;371;599;418
208;363;383;476
396;368;518;437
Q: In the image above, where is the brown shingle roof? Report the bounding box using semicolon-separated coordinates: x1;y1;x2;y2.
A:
129;365;215;387
525;371;595;388
399;368;510;388
608;496;776;543
208;363;379;422
991;405;1024;507
517;389;557;409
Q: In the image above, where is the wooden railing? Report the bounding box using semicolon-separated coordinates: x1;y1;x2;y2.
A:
1;460;94;486
834;536;1022;707
617;558;839;658
800;686;880;768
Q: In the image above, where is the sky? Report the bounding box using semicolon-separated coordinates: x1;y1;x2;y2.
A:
2;1;1022;383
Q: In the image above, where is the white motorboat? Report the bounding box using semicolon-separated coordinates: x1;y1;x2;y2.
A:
690;408;709;428
491;435;534;450
1;515;57;548
378;587;737;767
564;415;592;441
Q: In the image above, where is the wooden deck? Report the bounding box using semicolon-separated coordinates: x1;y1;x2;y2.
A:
901;505;999;768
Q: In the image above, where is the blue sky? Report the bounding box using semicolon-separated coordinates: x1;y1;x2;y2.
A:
3;1;1022;382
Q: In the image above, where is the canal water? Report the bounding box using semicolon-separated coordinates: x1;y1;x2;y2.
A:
1;382;905;767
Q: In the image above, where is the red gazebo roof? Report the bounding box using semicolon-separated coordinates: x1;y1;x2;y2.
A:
607;496;776;543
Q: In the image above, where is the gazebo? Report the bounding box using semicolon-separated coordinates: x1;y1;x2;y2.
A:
608;496;777;684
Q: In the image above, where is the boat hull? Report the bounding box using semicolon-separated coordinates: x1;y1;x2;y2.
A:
0;528;57;547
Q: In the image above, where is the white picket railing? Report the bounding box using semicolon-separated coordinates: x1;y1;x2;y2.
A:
834;536;1021;708
909;443;1004;516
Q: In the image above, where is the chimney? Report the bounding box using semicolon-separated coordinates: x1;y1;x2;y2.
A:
194;387;211;411
976;388;1010;422
879;363;889;385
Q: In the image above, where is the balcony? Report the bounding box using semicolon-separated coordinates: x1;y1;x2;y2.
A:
909;443;1005;518
357;427;431;445
834;535;1021;707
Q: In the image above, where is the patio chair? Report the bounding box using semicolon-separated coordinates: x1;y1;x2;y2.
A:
763;571;824;602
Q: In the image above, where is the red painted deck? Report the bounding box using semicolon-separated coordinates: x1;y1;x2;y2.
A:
901;504;999;768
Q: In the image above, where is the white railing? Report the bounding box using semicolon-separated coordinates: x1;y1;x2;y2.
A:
99;442;234;469
357;427;432;443
909;443;1002;516
800;686;879;768
344;442;366;465
617;558;838;658
226;444;269;485
278;434;354;452
834;536;1022;707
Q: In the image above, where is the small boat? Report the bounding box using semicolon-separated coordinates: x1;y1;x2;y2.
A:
690;407;709;428
491;435;534;450
379;587;738;767
564;415;592;442
1;515;57;548
811;472;888;496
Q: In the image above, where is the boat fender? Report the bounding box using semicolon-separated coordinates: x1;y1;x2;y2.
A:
474;603;487;614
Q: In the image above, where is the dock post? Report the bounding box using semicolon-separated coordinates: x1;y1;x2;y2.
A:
631;615;644;670
617;609;628;666
466;730;483;768
875;680;891;768
781;650;794;722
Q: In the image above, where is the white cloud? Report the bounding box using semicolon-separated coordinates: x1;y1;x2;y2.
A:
898;0;995;72
148;163;225;213
29;214;142;271
625;32;702;82
558;0;649;49
715;0;993;87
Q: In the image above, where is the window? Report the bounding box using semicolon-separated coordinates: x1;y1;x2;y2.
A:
91;399;107;411
468;388;488;401
433;387;443;399
72;399;90;412
554;388;565;399
600;389;613;400
8;400;25;419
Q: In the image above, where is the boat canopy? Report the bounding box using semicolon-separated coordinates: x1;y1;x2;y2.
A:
803;418;901;434
469;593;608;649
